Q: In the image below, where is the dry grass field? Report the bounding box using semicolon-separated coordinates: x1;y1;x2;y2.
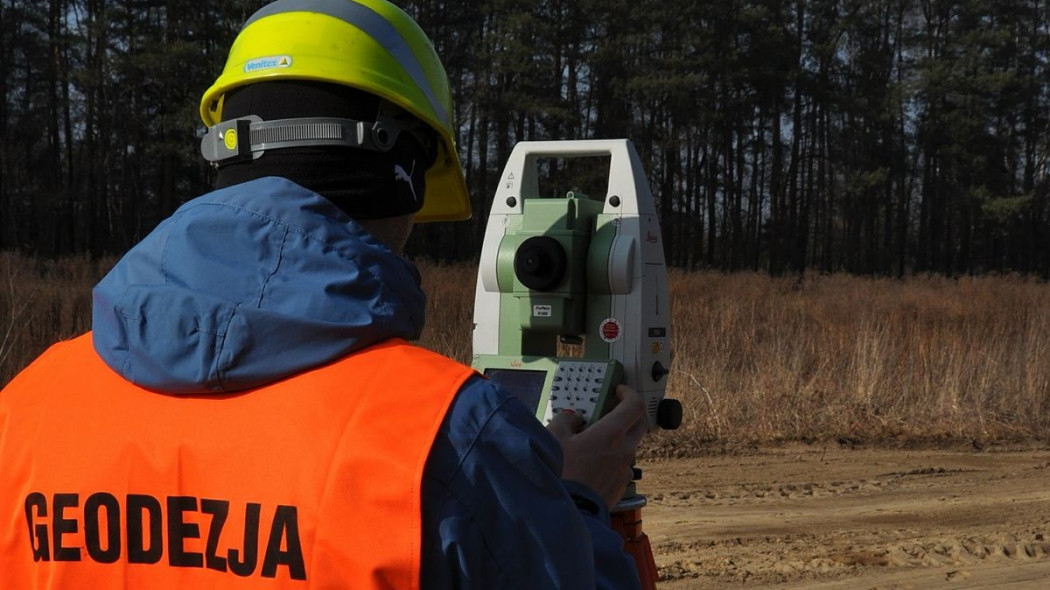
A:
3;251;1050;447
421;262;1050;449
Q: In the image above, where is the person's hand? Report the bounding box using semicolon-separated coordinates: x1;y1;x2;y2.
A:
546;384;649;509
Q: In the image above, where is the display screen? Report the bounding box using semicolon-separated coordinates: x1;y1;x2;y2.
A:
484;368;548;412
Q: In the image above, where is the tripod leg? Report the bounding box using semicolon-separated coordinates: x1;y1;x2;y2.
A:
611;508;659;589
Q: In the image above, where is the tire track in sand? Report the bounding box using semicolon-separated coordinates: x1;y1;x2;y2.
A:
638;444;1050;589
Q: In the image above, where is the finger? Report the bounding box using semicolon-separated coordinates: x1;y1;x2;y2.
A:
615;384;646;414
594;385;646;434
625;408;651;447
546;409;585;440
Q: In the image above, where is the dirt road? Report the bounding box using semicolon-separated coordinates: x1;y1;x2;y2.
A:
640;443;1050;589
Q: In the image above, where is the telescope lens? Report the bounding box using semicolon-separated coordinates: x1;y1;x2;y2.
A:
514;236;567;291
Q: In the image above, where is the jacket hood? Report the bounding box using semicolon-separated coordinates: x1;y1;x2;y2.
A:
92;177;426;394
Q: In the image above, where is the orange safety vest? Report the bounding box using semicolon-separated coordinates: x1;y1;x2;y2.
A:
0;333;474;589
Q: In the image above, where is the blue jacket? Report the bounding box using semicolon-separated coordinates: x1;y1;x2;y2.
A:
92;177;642;589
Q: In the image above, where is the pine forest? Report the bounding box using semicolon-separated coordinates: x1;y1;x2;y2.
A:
2;0;1049;277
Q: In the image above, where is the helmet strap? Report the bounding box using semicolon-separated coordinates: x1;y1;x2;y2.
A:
201;113;411;166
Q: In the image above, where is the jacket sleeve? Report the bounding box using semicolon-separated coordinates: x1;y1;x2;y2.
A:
420;375;643;590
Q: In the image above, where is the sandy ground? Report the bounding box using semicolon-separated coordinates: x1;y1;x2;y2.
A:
638;443;1050;589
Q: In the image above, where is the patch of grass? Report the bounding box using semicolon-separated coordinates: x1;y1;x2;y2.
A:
0;252;113;385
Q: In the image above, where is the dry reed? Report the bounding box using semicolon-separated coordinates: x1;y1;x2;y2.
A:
4;251;1049;447
661;270;1050;446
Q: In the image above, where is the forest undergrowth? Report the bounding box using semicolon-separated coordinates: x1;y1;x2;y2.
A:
3;251;1049;451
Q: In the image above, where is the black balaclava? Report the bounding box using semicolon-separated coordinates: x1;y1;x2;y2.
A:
214;80;434;219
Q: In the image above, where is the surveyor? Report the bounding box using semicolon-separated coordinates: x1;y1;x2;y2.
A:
0;0;648;588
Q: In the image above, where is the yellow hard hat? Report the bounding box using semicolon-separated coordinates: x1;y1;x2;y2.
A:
200;0;470;222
